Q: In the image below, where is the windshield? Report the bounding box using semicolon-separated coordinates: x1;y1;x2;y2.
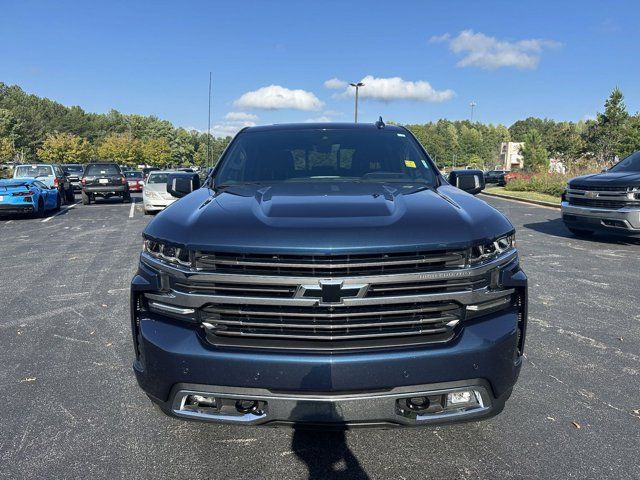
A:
63;165;84;174
125;171;143;179
215;128;438;186
86;164;121;176
610;151;640;173
15;165;54;178
147;173;169;184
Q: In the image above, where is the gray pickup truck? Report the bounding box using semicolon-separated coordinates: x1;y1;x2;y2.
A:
562;151;640;237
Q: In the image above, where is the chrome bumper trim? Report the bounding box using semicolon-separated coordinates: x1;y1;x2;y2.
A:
145;285;514;309
169;383;492;426
561;201;640;229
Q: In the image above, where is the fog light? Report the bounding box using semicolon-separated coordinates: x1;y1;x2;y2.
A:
185;394;217;409
446;390;478;407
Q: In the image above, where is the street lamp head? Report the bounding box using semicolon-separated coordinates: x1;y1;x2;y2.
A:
350;82;365;87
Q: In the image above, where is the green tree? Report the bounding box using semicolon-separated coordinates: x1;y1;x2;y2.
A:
96;133;142;166
521;130;549;173
141;138;172;167
584;88;629;166
170;128;195;166
0;136;16;162
37;132;92;163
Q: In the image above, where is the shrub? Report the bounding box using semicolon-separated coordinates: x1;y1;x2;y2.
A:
504;173;568;197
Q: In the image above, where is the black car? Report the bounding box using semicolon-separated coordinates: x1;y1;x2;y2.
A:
81;162;131;204
130;122;528;428
562;151;640;237
484;170;508;186
62;164;84;191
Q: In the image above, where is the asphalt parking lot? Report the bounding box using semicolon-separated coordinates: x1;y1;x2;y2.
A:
0;193;639;480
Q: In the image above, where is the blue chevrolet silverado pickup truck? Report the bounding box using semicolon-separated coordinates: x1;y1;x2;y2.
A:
130;122;528;427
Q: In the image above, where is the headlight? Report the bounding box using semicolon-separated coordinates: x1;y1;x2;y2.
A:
469;234;515;265
143;238;192;267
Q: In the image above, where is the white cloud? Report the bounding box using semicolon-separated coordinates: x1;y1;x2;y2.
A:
431;30;560;70
224;111;258;121
326;75;454;102
324;78;348;90
210;120;256;138
206;112;259;137
233;85;323;111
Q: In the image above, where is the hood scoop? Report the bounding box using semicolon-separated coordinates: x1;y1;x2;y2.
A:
256;183;399;218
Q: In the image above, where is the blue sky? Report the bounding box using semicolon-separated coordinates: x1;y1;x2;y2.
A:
1;1;639;136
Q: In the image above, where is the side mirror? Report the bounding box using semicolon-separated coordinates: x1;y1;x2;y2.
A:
601;168;608;173
167;172;201;198
448;169;485;195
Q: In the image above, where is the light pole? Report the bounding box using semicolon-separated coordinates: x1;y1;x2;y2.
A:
350;82;364;123
469;101;477;122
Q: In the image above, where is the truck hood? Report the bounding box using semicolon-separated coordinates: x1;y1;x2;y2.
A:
569;171;640;189
144;182;513;254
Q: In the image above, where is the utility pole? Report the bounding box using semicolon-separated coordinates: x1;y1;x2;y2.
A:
207;72;212;168
469;101;477;122
350;82;364;123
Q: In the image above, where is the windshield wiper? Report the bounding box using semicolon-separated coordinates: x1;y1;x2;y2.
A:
214;182;264;191
403;184;437;194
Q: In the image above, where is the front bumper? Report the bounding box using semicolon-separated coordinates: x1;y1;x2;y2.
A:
143;195;176;210
561;201;640;234
134;309;520;427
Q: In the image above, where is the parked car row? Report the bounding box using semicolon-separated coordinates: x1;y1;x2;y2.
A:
0;162;181;218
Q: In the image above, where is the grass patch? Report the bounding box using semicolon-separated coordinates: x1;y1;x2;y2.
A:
484;186;560;205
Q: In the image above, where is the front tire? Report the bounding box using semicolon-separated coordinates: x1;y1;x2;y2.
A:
123;192;131;203
54;194;61;211
66;189;75;203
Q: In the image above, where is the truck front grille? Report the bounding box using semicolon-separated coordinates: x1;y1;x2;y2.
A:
194;250;466;276
568;197;640;209
142;248;516;351
201;302;461;342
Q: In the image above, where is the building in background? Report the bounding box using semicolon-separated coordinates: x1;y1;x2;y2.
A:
498;142;524;171
549;158;566;174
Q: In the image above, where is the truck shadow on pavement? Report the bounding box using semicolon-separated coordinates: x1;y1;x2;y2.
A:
523;218;640;245
289;367;370;479
291;429;369;480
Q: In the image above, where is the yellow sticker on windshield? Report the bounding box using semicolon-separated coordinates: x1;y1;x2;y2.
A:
405;160;416;168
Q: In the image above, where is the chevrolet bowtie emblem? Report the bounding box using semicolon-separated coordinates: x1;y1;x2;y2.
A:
585;191;599;199
296;280;369;304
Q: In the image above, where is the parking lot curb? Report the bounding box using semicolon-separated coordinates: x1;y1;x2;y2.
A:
480;191;560;209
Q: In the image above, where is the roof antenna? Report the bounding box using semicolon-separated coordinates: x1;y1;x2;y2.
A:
375;116;385;129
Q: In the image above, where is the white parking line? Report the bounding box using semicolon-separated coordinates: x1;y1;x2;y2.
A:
41;201;80;222
129;198;136;218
